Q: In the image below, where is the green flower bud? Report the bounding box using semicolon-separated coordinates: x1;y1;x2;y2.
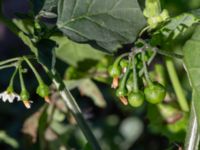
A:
20;90;31;109
20;90;30;101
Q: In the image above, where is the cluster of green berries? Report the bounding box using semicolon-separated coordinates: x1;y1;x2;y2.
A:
108;49;166;108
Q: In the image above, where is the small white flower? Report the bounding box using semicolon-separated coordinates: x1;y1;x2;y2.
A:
0;91;20;103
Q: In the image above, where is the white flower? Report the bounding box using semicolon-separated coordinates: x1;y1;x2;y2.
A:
0;91;20;103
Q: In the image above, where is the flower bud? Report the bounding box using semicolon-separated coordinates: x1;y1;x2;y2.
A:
20;90;31;109
36;84;50;103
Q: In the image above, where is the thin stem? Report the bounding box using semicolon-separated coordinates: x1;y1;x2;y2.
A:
0;63;16;70
132;54;138;92
0;56;35;68
142;51;152;85
8;65;19;90
19;67;26;90
0;58;19;66
139;26;150;37
113;53;130;67
184;101;199;150
23;57;43;84
138;39;183;59
165;57;189;112
139;50;157;76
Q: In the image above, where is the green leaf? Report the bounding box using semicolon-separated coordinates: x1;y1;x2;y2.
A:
155;13;198;41
57;0;146;53
13;18;35;35
36;39;57;70
51;35;105;67
78;79;106;108
64;78;106;108
191;9;200;19
183;25;200;128
12;18;38;54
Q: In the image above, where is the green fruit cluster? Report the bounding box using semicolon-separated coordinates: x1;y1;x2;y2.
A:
108;50;166;108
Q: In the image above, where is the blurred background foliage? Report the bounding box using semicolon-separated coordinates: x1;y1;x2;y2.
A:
0;0;199;150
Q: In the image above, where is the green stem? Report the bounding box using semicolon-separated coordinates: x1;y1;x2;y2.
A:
0;58;19;66
142;51;152;85
119;58;131;91
7;66;19;91
0;64;16;70
49;70;101;150
23;57;43;84
139;51;156;76
165;57;189;112
132;54;138;92
155;64;166;86
184;101;199;150
19;68;26;90
113;53;129;68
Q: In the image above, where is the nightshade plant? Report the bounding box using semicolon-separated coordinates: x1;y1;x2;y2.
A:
0;0;200;149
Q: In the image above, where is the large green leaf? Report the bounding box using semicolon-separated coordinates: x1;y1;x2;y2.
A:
183;25;200;128
51;35;105;67
56;0;146;53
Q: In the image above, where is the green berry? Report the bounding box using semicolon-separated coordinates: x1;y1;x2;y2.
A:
20;90;30;101
144;82;166;104
36;84;50;98
116;88;127;97
120;59;129;68
108;65;121;77
128;91;144;107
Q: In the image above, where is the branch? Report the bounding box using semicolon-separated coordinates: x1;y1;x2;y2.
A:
50;71;101;150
